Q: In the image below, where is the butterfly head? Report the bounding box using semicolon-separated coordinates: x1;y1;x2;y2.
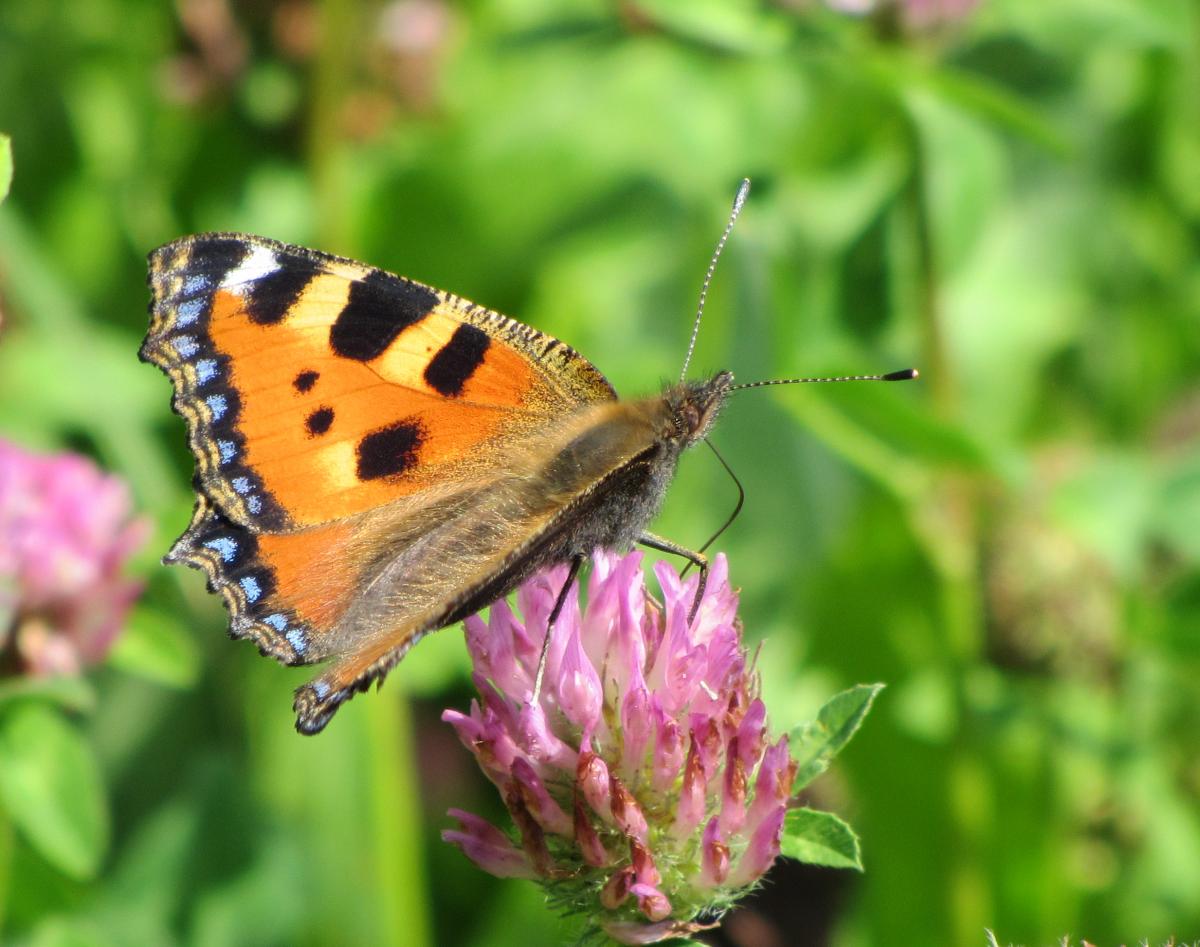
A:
666;370;734;446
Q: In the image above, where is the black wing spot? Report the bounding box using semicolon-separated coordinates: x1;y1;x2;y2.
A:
356;420;425;480
185;239;249;284
306;407;334;436
293;370;320;392
329;270;438;362
424;324;491;397
245;264;319;325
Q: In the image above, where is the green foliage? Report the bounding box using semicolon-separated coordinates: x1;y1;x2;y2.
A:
781;809;863;871
790;683;885;793
0;703;108;880
107;605;201;691
0;134;10;205
1;0;1199;944
779;686;874;873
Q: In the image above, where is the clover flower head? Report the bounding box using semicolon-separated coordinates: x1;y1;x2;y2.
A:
443;550;799;943
0;439;148;676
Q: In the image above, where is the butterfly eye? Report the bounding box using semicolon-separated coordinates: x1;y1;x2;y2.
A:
676;403;702;437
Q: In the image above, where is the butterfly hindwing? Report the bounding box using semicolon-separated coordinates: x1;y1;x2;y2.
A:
288;398;675;733
168;494;315;664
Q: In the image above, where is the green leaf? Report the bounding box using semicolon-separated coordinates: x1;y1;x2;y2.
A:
107;604;201;690
25;917;111;947
780;808;863;871
902;87;1008;275
0;703;109;879
790;683;884;792
0;676;95;714
921;67;1071;157
781;147;910;254
631;0;787;54
0;209;182;515
1153;449;1200;565
0;133;11;204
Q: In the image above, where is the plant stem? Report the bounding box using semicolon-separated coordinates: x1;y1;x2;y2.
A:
0;805;12;936
904;111;992;946
309;0;360;251
367;693;432;947
907;120;956;418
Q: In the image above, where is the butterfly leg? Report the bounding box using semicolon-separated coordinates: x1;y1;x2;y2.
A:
531;553;585;704
637;532;708;625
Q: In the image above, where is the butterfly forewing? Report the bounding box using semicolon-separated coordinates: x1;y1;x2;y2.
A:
142;233;616;530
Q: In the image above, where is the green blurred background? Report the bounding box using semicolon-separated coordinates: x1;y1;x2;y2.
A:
1;0;1199;944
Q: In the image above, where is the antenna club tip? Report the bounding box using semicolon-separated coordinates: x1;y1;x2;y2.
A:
883;368;919;382
733;178;751;211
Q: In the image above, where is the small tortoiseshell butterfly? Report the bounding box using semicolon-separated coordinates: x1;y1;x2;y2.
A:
142;181;915;734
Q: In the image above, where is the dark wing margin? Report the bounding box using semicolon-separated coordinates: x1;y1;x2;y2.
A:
167;494;313;666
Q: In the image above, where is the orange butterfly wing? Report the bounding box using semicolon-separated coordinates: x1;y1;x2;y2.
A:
143;234;614;530
142;234;616;673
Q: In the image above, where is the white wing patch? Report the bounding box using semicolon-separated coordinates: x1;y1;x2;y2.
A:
221;244;280;291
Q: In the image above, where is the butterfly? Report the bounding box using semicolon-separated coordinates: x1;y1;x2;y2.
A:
142;182;915;734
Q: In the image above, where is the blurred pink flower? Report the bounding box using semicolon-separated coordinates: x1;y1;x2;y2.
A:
0;439;148;676
825;0;981;29
443;551;797;944
900;0;980;27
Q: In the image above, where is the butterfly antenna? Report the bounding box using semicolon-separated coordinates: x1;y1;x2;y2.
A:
680;178;752;384
681;438;745;577
682;374;916;572
729;368;919;391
